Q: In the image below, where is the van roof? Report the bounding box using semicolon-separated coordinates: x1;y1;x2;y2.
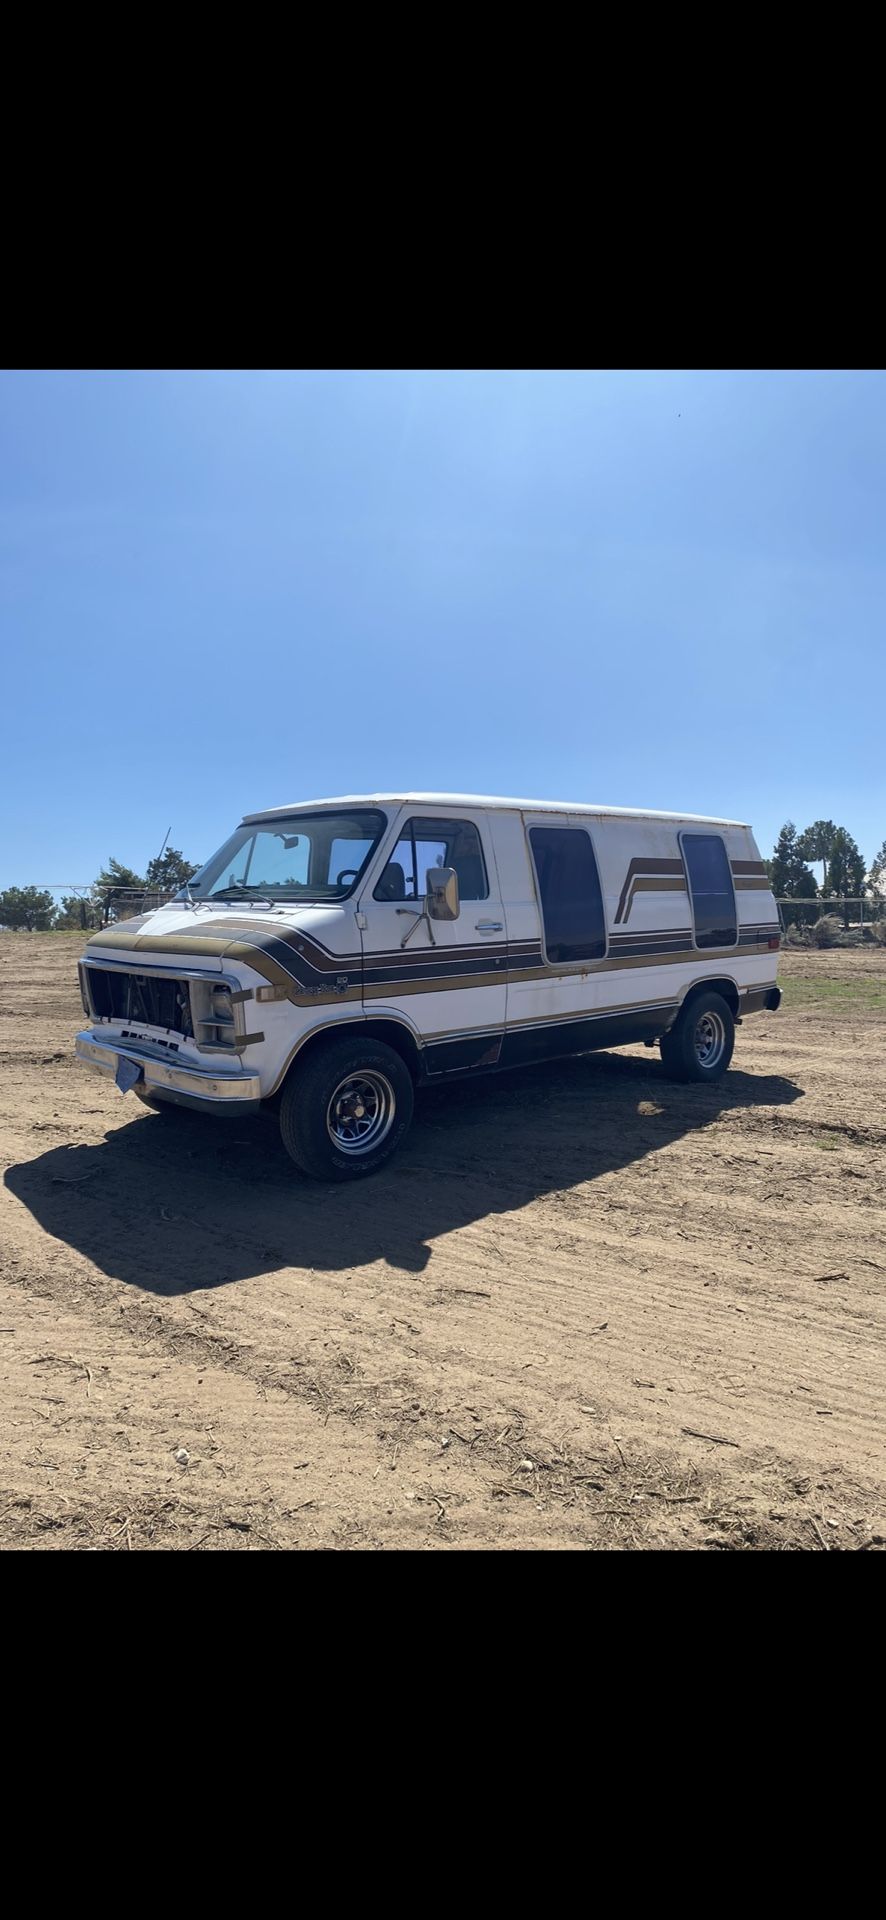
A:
243;793;749;828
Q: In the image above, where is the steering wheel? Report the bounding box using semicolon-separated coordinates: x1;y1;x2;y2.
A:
336;868;360;889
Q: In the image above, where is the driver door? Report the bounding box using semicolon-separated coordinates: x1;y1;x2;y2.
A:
358;809;507;1074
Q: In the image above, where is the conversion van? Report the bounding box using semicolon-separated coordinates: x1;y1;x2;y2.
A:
75;794;781;1179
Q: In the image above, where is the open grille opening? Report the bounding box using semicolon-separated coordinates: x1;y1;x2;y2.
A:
85;967;193;1038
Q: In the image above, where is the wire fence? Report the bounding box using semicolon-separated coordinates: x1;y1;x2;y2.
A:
99;887;180;924
775;895;886;931
15;885;182;929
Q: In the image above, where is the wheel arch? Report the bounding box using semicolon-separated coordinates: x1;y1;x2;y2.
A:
674;975;740;1021
269;1015;423;1098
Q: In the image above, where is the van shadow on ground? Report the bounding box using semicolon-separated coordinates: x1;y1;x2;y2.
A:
5;1053;802;1291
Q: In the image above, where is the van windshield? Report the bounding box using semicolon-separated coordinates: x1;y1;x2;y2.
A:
185;809;387;904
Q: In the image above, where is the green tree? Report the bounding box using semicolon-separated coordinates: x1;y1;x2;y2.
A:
827;828;865;898
54;893;98;930
827;828;866;925
93;858;146;921
797;820;839;893
768;822;818;928
769;822;819;900
0;886;57;931
145;847;200;894
869;839;886;899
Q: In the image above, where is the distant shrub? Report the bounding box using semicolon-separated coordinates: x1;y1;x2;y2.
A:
811;914;843;948
785;923;810;947
869;918;886;946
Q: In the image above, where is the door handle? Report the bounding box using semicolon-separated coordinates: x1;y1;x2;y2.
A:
475;921;504;932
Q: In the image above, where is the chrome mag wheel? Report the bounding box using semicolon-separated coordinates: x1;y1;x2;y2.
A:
326;1070;397;1154
694;1008;727;1069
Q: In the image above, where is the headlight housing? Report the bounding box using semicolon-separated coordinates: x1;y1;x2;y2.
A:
189;979;239;1050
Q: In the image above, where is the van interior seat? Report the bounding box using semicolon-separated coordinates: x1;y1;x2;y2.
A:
376;861;406;901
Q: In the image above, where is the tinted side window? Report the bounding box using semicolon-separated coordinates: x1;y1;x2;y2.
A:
682;834;737;949
529;827;606;964
374;817;489;902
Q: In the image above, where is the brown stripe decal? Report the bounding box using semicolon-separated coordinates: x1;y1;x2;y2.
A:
87;927;778;998
616;878;687;922
90;918;540;972
614;859;685;925
87;896;780;1012
610;927;690;945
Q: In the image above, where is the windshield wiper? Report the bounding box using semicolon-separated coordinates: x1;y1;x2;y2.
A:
208;887;272;901
198;891;274;912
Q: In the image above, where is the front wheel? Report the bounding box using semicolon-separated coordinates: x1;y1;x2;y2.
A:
279;1036;414;1180
659;991;735;1083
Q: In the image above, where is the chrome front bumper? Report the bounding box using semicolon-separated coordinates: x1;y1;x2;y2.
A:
75;1030;262;1114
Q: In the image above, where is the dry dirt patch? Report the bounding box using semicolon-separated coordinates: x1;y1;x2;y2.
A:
1;934;884;1550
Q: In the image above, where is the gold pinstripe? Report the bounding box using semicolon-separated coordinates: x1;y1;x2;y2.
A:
364;971;508;1000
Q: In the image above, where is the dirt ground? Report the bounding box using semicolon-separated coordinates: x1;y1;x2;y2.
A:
1;933;884;1551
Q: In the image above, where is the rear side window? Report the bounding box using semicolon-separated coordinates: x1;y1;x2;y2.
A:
681;834;737;949
374;817;489;902
529;827;606;964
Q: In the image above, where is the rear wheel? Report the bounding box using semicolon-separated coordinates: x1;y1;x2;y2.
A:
659;991;735;1083
279;1036;414;1180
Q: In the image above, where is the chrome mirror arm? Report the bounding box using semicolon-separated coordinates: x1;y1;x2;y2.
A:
396;907;437;949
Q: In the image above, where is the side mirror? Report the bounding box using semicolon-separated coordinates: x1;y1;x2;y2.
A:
426;866;460;921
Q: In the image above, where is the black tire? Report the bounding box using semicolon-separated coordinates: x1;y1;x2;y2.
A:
659;991;735;1083
279;1035;414;1180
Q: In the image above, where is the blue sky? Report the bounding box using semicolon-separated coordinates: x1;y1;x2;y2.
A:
2;368;884;891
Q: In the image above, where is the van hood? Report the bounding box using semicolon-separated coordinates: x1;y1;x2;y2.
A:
84;900;362;998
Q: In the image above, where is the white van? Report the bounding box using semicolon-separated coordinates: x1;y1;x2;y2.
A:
75;794;781;1179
